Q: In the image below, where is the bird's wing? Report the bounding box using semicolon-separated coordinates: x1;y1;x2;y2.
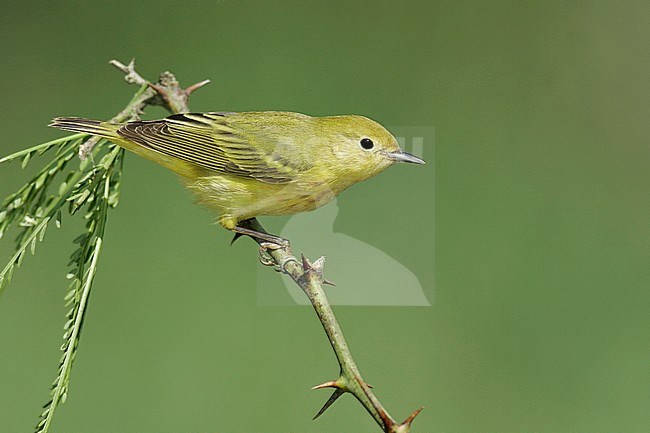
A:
116;112;308;184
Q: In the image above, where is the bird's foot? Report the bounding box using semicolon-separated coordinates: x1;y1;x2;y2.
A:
231;218;296;272
258;242;299;274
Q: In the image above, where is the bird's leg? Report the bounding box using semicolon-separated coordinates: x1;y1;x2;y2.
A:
230;219;299;272
231;218;290;248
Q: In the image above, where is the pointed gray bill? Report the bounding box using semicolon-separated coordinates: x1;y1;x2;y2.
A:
386;150;426;164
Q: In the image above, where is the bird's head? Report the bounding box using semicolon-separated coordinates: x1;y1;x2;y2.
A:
316;115;425;185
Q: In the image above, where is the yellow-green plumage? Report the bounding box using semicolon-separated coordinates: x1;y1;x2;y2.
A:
50;111;424;232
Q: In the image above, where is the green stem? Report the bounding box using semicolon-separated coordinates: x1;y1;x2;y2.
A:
299;264;387;426
258;240;422;433
40;236;102;433
0;134;85;164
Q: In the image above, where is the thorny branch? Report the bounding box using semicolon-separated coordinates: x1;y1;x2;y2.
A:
108;60;422;432
248;227;422;431
5;59;421;432
77;59;210;159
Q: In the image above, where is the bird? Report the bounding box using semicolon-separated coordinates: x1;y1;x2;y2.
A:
50;111;425;244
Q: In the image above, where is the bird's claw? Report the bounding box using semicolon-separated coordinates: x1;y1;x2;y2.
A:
259;242;298;274
258;249;276;267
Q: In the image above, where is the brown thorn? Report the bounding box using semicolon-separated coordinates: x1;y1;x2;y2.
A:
323;278;336;287
145;82;173;109
301;253;311;271
311;380;340;390
147;82;165;96
312;388;345;420
399;407;424;428
185;79;211;95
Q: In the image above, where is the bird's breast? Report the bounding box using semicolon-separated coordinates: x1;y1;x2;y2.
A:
183;174;339;225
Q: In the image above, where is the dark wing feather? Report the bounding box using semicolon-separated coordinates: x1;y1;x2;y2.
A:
117;112;301;183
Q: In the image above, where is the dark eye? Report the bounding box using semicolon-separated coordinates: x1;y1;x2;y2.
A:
360;138;374;150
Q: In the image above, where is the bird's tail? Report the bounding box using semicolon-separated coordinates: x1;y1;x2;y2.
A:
49;116;199;178
49;117;120;138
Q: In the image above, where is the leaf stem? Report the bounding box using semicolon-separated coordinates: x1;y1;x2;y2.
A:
0;134;86;164
39;236;102;433
0;217;50;289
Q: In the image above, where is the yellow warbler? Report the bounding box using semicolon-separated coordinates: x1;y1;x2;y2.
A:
50;112;424;242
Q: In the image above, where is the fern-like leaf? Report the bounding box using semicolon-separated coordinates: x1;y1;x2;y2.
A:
34;145;123;433
0;133;86;164
0;135;86;297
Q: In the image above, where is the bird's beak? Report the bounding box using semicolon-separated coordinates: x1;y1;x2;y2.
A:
386;150;426;164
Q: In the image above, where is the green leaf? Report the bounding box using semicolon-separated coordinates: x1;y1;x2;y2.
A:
0;133;85;164
21;152;32;169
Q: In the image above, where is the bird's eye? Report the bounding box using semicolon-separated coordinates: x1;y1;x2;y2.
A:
360;138;374;150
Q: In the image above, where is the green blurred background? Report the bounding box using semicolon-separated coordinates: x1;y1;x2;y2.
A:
1;1;648;432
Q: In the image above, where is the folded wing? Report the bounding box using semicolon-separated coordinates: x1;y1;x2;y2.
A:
117;112;305;184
